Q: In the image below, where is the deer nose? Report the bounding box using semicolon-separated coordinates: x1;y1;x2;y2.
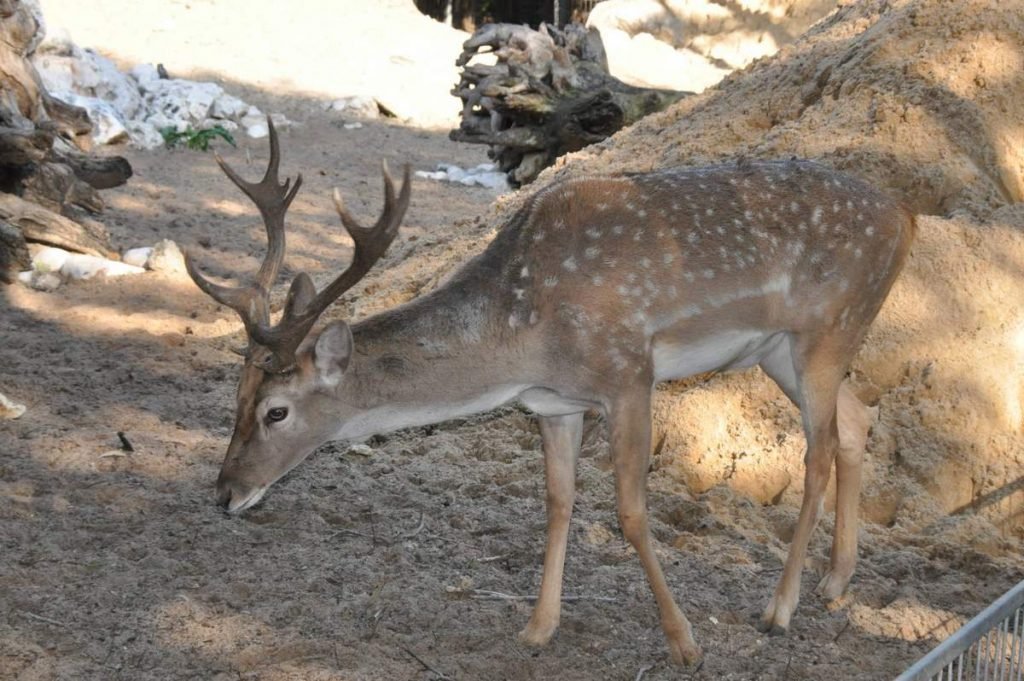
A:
215;472;233;509
216;483;232;509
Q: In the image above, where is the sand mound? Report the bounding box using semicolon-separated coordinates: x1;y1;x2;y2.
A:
565;0;1024;219
486;0;1024;542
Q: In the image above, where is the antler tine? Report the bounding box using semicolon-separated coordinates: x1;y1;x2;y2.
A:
213;117;302;293
249;162;412;368
186;117;303;341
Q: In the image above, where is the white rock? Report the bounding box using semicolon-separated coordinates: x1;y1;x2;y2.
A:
0;392;26;420
245;105;262;117
129;63;161;88
416;162;510;191
29;272;63;292
126;120;166;149
59;93;130;145
143;79;223;124
246;122;269;139
122;247;153;268
60;254;144;279
200;118;238;132
239;112;265;129
210;93;247;119
343;122;363;130
32;246;70;273
327;95;379;118
144;111;188;134
147;239;186;274
36;25;76;57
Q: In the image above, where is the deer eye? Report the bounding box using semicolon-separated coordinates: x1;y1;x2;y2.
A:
266;407;289;423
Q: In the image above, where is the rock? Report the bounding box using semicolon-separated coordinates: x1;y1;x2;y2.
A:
32;246;70;273
144;111;188;135
60;93;130;145
129;63;161;89
211;93;247;119
146;239;186;274
327;96;379;119
34;47;143;119
29;271;62;291
199;118;237;132
245;122;269;139
60;253;144;279
414;163;510;191
122;247;153;268
0;392;26;420
125;120;166;149
345;443;375;457
143;79;224;124
343;122;363;130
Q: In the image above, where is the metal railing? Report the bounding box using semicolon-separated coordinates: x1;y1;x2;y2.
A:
895;579;1024;681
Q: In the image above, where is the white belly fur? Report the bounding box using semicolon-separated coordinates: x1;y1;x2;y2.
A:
652;330;785;382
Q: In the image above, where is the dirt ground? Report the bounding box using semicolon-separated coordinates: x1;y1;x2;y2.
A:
2;1;1024;680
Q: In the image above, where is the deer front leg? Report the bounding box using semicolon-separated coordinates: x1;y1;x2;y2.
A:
816;382;870;601
609;388;702;666
519;412;583;647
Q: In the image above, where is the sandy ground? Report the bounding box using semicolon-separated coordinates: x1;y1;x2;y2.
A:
2;1;1024;680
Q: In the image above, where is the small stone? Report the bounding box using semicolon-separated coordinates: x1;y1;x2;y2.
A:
32;246;70;273
246;122;269;139
29;272;63;291
129;63;160;88
344;443;375;457
343;122;363;130
147;239;187;274
0;392;26;420
122;247;153;268
327;95;379;118
210;93;247;119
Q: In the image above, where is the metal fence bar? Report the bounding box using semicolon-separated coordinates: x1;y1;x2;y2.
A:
895;580;1024;681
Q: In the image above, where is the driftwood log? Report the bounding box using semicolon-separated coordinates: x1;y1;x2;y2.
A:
450;22;689;185
0;0;131;282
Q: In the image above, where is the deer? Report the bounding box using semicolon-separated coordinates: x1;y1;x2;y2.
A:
186;120;914;666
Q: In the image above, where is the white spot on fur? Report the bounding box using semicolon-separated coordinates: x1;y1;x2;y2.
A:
812;206;824;225
544;276;558;288
585;246;600;260
562;257;578;272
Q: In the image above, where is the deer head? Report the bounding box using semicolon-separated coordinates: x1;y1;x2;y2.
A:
187;118;411;512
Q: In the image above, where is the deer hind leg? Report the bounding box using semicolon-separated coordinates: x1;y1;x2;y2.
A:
519;412;583;647
757;335;847;633
608;387;702;666
816;381;871;601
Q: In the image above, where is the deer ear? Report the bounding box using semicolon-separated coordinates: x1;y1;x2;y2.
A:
313;320;353;386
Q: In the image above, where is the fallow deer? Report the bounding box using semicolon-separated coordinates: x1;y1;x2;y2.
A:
187;120;914;665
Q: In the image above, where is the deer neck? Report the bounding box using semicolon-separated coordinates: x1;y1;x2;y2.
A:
336;273;530;439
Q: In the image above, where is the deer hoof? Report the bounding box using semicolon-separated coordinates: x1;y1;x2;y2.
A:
517;618;557;647
667;638;704;667
758;596;793;635
815;569;853;602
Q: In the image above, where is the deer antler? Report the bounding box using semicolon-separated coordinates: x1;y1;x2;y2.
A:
185;117;301;338
186;116;411;373
249;160;411;370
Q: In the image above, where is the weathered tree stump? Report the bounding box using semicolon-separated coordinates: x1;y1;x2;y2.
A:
450;22;689;185
0;0;132;282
